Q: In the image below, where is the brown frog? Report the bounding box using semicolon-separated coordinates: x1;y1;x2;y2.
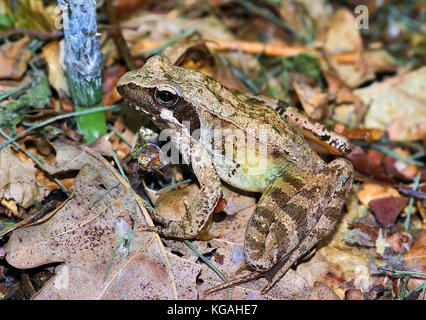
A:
117;55;354;293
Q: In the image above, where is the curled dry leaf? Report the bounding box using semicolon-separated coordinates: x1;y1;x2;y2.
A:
391;147;419;180
4;140;201;299
291;77;330;120
403;230;426;274
356;67;426;142
0;146;45;208
102;64;127;106
403;230;426;294
346;146;392;183
0;36;32;80
323;9;373;88
41;40;69;97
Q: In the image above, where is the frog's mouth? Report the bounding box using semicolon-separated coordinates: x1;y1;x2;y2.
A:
116;82;161;117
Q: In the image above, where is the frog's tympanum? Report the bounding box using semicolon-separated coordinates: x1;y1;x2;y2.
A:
117;55;354;293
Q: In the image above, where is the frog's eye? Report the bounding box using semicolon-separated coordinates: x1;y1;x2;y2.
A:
154;86;179;107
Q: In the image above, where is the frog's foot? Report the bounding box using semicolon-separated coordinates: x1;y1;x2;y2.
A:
204;244;315;295
204;271;264;295
136;218;195;238
136;224;162;233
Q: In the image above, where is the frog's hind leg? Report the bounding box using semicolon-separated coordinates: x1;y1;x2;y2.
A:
243;169;306;272
259;158;354;293
245;158;353;273
205;158;353;295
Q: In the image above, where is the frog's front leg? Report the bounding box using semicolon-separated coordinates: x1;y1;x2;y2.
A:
153;132;223;239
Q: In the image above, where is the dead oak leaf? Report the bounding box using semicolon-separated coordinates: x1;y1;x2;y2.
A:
0;145;45;208
197;239;321;300
4;141;200;299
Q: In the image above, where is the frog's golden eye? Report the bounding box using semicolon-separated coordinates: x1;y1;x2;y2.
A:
154;85;179;107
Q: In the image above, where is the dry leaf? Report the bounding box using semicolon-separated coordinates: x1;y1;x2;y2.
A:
357;183;400;206
0;37;32;80
291;77;330;119
323;8;373;87
0;146;45;208
356;67;426;142
362;50;398;74
41;40;69;97
4;140;201;299
369;196;408;224
103;64;127;106
403;230;426;294
346;146;392;183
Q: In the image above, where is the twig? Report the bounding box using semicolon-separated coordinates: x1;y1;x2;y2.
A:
105;0;136;70
184;240;232;300
134;38;359;63
0;104;122;151
399;187;426;200
0;28;63;40
404;173;421;232
0;129;69;194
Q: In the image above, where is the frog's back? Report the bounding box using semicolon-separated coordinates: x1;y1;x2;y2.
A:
192;79;322;191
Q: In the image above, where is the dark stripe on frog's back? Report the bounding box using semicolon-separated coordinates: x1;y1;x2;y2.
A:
203;82;303;143
244;170;306;270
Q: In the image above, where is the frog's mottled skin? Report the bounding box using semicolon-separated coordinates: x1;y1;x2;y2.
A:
117;55;354;292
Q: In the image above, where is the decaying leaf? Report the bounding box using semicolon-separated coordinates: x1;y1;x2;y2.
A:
369;196;408;224
0;146;45;209
0;37;32;80
323;8;373;88
291;76;330;119
357;183;400;207
4;140;201;299
41;40;69;97
356;67;426;142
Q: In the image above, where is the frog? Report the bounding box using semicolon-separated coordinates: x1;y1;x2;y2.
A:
116;55;354;293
